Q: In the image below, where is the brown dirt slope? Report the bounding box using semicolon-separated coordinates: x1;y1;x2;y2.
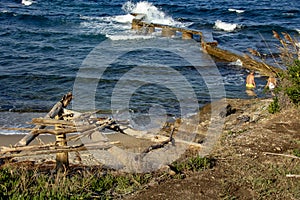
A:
125;98;300;200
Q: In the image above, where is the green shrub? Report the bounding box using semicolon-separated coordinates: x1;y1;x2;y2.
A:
279;60;300;106
268;97;280;114
293;149;300;157
268;32;300;108
172;156;214;173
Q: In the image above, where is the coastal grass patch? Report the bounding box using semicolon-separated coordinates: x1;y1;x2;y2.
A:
275;60;300;109
0;165;154;199
171;156;215;174
217;155;300;199
272;32;300;110
292;149;300;157
0;156;214;199
268;96;280;114
250;31;300;111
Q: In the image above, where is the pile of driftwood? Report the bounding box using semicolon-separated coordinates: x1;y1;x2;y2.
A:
0;92;202;171
0;92;124;170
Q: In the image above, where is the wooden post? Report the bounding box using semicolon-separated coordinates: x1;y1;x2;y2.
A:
161;27;176;37
55;133;69;171
54;101;72;171
182;31;193;39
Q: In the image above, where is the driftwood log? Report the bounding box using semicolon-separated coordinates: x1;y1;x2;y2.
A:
263;152;300;160
119;125;202;149
55;118;69;171
142;126;175;154
15;92;73;147
0;142;118;159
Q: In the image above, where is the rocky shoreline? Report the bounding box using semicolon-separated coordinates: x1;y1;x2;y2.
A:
126;97;300;199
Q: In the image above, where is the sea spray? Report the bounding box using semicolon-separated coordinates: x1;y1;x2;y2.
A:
80;1;182;40
122;1;180;26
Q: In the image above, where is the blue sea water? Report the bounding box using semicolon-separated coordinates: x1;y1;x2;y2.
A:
0;0;299;133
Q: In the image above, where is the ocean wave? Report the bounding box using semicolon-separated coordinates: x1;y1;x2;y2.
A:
214;20;240;32
122;1;181;26
113;14;135;24
0;10;9;14
228;8;245;14
22;0;35;6
106;34;155;41
80;1;184;39
223;74;245;86
0;130;25;135
229;59;243;67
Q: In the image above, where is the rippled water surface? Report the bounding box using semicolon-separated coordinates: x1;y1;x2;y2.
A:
0;0;299;133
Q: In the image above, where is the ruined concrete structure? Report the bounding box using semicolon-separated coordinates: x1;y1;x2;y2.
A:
131;13;282;77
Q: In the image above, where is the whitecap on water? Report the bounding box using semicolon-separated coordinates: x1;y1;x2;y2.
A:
229;59;243;67
228;8;245;14
22;0;34;6
80;1;185;39
106;34;155;41
122;1;182;26
214;20;240;32
113;14;135;24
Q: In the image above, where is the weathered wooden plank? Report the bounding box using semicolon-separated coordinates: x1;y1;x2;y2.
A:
31;118;76;127
120;125;202;148
0;142;118;159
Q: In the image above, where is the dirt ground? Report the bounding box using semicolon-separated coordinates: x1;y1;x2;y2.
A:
124;98;300;200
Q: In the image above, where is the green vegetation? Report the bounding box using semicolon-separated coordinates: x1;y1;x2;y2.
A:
251;31;300;113
278;60;300;106
268;96;280;114
292;149;300;157
0;156;213;199
0;166;151;199
172;156;214;173
270;32;300;112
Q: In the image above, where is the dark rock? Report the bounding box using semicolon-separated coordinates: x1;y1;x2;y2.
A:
219;104;236;118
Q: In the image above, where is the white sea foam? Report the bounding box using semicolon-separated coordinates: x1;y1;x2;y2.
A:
80;15;131;35
22;0;34;6
80;1;183;40
0;130;23;135
229;59;243;66
296;29;300;34
122;1;180;26
214;20;239;32
228;8;245;14
107;34;154;41
113;14;135;24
